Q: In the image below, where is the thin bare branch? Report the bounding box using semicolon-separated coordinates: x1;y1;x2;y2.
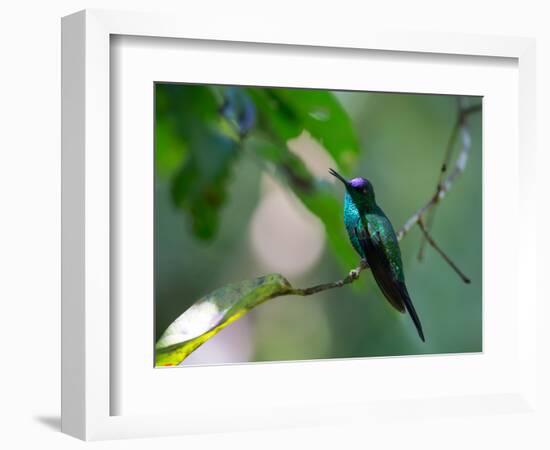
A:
417;220;471;284
417;207;435;261
289;261;368;296
417;102;462;260
397;101;480;241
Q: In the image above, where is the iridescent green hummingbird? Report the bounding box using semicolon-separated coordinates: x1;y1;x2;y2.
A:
329;168;425;342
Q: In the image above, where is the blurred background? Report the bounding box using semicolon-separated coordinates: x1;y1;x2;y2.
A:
154;83;482;366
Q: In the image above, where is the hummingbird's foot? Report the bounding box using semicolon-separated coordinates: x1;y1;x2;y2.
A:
349;260;369;280
348;268;361;280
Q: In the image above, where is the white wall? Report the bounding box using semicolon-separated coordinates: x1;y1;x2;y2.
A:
0;1;547;448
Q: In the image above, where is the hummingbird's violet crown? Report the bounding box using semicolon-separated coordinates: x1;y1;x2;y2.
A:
328;168;373;193
349;177;371;189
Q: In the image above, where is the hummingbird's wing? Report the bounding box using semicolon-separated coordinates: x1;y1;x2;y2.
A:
355;219;425;342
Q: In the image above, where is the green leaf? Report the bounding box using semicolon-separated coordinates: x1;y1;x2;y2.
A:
155;274;293;366
246;88;302;141
247;87;359;172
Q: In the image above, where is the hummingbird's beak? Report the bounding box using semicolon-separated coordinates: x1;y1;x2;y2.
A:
328;168;348;186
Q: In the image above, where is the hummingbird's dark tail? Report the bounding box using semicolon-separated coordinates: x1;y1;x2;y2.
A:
401;290;425;342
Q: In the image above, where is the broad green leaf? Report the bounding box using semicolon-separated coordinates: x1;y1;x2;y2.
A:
269;88;359;172
247;87;359;172
155;274;293;366
246;88;302;141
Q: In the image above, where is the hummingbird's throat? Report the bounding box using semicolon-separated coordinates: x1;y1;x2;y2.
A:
347;189;375;211
344;191;372;214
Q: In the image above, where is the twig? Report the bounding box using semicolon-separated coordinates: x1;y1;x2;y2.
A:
417;101;462;260
288;262;368;296
417;208;434;261
397;102;480;241
417;220;471;284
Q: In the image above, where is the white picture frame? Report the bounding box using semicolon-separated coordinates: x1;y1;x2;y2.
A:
61;9;538;441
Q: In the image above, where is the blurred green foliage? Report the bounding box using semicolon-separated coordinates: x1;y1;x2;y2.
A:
155;83;482;364
156;83;361;269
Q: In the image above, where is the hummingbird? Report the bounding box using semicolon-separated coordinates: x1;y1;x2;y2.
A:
329;168;425;342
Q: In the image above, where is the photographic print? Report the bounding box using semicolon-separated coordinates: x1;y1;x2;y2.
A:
154;83;482;367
